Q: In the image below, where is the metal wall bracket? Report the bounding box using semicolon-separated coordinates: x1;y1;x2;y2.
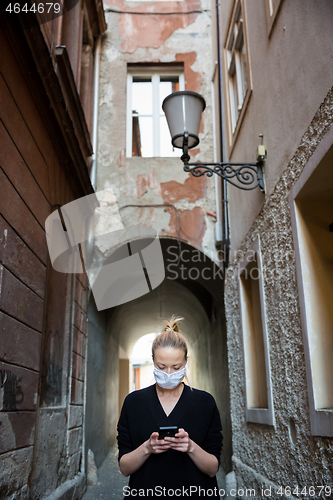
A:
181;132;266;192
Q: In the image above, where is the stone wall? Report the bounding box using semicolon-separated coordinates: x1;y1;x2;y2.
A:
224;88;333;496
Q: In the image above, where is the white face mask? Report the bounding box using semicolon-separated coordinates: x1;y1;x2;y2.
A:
153;365;186;390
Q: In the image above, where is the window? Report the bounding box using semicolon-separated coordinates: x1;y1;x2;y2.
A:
265;0;284;37
238;237;275;426
224;0;251;142
289;125;333;436
126;66;185;157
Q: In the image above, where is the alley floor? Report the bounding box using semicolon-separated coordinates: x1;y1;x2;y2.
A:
82;447;127;500
82;446;227;500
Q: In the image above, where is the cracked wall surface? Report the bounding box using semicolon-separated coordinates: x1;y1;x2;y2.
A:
97;0;219;262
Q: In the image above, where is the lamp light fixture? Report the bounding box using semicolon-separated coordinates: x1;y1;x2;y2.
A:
162;91;266;192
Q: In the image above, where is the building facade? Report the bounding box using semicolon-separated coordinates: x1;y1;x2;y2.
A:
214;0;333;494
2;0;332;498
0;2;106;499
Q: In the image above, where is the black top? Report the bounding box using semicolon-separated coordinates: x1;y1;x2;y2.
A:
117;383;223;499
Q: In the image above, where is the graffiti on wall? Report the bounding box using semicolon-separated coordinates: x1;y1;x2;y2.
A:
0;369;24;411
40;329;63;407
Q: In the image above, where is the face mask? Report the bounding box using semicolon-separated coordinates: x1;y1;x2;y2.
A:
153;365;186;389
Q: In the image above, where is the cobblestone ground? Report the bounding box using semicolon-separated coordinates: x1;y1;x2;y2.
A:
82;446;227;500
82;447;127;500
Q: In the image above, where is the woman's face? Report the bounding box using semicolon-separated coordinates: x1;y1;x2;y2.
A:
153;347;186;374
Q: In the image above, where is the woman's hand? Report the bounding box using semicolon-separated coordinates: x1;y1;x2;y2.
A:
119;430;171;476
164;428;194;453
164;428;219;477
145;431;172;454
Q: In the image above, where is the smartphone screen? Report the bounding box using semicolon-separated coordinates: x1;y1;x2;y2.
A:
158;426;178;440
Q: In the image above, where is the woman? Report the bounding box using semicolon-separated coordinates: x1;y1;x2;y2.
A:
117;317;223;499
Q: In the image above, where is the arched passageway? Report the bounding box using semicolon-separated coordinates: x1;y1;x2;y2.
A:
85;238;232;478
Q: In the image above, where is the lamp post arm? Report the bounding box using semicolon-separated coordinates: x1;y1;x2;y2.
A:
182;161;265;191
180;131;265;191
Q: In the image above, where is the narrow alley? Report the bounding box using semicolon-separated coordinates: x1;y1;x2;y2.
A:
0;0;333;499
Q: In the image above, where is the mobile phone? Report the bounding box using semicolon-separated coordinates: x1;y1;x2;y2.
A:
158;426;179;440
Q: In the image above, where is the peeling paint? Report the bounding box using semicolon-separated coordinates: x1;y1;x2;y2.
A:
117;150;125;167
113;1;201;53
176;51;202;93
136;173;162;198
97;0;217;262
166;205;207;248
161;174;206;204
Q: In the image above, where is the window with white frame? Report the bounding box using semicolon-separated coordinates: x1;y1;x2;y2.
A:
126;67;185;157
225;0;250;136
238;237;275;426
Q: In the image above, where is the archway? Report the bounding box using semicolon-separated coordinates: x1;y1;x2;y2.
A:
85;238;232;474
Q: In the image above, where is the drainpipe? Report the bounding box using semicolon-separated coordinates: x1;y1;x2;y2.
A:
90;35;102;191
83;34;102;478
211;76;223;253
216;0;230;269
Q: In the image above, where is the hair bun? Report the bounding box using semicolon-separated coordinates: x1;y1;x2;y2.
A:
162;315;183;333
152;316;187;359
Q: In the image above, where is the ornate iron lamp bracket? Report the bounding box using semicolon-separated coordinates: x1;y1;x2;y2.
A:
180;132;265;192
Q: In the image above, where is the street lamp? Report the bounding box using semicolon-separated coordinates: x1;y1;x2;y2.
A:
162;91;266;192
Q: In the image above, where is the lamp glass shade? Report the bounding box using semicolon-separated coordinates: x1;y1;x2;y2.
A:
162;91;206;149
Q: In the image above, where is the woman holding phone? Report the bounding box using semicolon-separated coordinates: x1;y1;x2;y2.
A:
117;317;223;499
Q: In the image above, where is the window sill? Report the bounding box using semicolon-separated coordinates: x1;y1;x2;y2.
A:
246;408;275;426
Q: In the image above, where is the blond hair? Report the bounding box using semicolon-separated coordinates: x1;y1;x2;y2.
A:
152;316;188;359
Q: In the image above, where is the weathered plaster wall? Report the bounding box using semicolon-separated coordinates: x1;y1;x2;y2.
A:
97;0;219;261
224;88;333;495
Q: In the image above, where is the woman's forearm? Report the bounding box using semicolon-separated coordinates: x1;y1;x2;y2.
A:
119;432;172;476
165;429;219;477
119;440;151;476
187;440;219;477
